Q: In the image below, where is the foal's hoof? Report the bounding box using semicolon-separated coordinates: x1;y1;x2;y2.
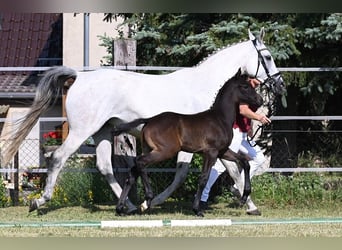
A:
115;205;127;216
140;200;149;213
29;199;39;212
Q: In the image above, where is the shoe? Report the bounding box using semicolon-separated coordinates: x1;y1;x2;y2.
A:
199;200;208;210
246;209;262;216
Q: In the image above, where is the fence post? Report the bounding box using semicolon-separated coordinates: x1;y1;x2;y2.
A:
112;38;136;67
112;39;138;202
11;153;19;206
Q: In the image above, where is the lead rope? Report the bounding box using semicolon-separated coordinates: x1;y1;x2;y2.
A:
247;124;264;147
247;85;276;147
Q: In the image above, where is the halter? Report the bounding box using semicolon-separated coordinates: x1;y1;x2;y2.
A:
252;39;282;92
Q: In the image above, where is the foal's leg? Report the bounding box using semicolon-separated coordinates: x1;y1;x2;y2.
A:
138;149;177;212
193;150;218;217
135;155;155;211
93;127;137;213
116;165;140;215
149;151;192;207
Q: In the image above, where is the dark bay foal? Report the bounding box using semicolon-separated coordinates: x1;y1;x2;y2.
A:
113;69;263;216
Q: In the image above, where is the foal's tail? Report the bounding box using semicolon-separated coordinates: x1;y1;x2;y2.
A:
113;118;149;136
1;66;77;165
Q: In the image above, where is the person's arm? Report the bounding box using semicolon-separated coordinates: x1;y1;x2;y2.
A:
239;104;271;124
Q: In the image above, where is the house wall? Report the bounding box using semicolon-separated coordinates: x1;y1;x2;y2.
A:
63;13;126;68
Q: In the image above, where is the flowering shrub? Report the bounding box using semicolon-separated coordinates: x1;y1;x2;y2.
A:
43;131;62;146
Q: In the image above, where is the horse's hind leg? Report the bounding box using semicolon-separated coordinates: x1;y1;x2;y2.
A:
220;159;244;205
29;133;85;212
221;159;262;214
221;150;251;204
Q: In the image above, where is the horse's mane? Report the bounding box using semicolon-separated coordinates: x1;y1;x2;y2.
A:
211;71;248;110
195;39;249;68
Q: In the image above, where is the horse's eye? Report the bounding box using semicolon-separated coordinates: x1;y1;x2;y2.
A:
265;55;272;60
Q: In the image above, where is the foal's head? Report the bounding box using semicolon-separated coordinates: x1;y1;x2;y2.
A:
235;74;263;108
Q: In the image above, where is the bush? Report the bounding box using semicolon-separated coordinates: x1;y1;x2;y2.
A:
0;177;10;207
48;155;114;208
250;172;341;208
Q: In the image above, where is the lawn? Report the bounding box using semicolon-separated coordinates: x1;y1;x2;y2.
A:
0;201;341;237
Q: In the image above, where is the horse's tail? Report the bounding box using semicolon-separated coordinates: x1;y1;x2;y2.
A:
1;66;77;165
113;118;149;136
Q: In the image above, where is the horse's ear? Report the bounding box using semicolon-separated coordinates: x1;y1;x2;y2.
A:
248;29;255;41
259;27;265;41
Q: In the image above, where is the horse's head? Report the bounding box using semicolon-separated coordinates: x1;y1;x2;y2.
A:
242;28;286;96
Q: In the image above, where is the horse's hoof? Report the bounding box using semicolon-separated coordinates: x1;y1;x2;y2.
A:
29;199;39;212
246;209;261;216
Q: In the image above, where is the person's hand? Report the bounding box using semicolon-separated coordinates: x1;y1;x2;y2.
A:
258;114;271;125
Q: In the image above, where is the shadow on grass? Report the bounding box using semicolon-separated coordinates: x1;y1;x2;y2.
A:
30;199;242;217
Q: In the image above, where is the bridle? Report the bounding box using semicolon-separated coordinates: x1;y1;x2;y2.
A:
252;39;282;93
247;39;282;147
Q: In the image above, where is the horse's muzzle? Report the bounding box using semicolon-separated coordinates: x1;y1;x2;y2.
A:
264;74;286;96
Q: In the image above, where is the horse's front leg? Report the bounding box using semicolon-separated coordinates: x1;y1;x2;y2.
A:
149;151;192;207
221;150;251;204
193;151;218;217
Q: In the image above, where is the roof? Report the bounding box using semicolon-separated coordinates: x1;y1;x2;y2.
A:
0;13;62;97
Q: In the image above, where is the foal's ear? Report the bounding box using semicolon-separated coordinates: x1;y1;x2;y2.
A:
236;68;241;76
236;68;242;77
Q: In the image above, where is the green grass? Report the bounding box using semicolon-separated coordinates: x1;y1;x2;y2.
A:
0;201;341;237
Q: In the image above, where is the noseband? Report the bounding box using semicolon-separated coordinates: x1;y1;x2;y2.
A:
252;39;281;91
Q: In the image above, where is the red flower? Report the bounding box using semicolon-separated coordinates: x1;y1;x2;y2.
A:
43;131;62;146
